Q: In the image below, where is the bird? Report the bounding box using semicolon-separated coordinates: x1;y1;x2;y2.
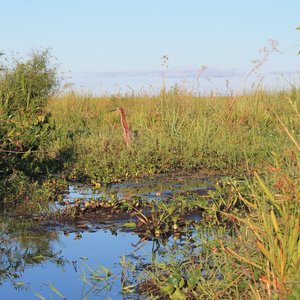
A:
110;107;132;146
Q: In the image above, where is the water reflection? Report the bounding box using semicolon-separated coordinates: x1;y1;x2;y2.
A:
0;217;154;299
0;218;66;285
62;173;215;208
0;174;216;299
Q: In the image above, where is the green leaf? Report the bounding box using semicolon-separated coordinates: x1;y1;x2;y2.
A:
167;274;182;288
22;150;32;159
178;277;185;289
170;289;186;300
296;26;300;30
161;284;175;295
187;275;198;288
123;222;137;228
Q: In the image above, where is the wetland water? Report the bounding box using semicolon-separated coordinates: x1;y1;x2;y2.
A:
0;173;216;299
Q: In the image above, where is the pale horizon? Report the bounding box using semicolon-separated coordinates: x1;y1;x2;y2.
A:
1;0;300;94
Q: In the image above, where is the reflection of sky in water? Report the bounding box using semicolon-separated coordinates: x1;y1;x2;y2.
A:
0;175;217;299
0;230;152;300
64;175;215;206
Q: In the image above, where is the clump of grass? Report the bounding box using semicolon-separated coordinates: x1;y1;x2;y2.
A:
222;107;300;299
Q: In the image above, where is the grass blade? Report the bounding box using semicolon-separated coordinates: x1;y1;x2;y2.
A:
274;111;300;151
33;291;46;300
49;283;66;299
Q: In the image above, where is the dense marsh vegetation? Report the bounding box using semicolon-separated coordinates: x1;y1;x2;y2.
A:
0;50;63;210
48;88;296;181
0;51;299;299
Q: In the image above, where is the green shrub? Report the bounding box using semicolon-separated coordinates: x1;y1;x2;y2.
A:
0;50;59;208
0;49;57;116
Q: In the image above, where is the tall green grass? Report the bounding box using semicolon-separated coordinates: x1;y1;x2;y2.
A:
47;88;299;183
121;90;299;299
47;87;299;298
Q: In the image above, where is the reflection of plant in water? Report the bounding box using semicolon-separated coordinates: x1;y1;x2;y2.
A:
131;226;240;299
110;229;226;299
0;218;67;287
78;238;167;298
66;175;214;217
80;263;117;298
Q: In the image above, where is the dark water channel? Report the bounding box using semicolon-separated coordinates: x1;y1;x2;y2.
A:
0;173;216;299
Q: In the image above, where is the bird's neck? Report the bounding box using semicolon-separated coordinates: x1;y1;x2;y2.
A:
120;114;130;134
120;113;132;146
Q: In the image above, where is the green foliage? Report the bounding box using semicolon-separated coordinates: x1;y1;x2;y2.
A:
0;50;59;208
216;105;300;298
116;91;300;299
47;88;300;184
0;49;57;116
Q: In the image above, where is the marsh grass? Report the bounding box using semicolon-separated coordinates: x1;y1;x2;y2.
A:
2;49;299;299
47;88;299;183
226;110;300;299
224;101;300;299
54;86;299;299
117;90;299;299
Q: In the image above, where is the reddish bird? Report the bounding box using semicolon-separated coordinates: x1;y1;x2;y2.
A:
110;107;132;146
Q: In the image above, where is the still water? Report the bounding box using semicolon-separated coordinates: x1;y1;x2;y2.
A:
0;226;153;299
0;173;216;299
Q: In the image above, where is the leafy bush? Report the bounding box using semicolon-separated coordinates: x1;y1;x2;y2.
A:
0;50;59;208
0;49;57;116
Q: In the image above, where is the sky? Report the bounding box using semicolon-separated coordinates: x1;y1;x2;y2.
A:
1;0;300;94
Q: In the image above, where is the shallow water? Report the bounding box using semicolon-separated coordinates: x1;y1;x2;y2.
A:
0;173;216;299
64;172;215;205
0;227;152;299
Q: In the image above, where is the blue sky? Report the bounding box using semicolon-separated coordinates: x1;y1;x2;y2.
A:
1;0;300;93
